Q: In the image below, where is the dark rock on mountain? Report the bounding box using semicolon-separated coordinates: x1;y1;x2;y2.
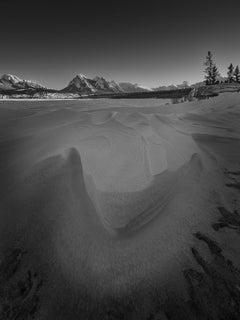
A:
0;74;46;91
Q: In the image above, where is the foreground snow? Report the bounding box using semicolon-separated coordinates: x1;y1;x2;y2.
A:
0;93;240;319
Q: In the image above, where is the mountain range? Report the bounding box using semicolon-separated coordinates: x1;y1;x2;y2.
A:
61;74;124;93
0;74;151;94
0;74;47;91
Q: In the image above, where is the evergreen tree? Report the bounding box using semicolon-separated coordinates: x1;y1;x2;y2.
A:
234;65;240;83
204;51;219;85
227;63;234;83
212;65;219;84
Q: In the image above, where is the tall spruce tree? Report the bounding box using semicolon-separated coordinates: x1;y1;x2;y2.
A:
234;65;240;83
212;65;219;84
227;63;234;83
204;51;219;85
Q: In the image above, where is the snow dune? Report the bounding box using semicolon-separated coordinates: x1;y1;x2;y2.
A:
1;94;240;319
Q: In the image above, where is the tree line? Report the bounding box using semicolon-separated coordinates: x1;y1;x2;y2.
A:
204;51;240;85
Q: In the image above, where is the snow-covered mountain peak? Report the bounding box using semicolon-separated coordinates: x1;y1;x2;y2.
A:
62;74;150;94
0;74;46;91
1;74;23;83
75;74;88;79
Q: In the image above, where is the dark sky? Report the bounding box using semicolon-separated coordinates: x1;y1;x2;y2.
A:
1;0;240;89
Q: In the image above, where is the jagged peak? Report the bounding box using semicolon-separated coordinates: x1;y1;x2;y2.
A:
1;74;23;83
75;74;88;79
0;73;46;89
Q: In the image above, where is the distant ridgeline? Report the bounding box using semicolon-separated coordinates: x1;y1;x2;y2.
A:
0;73;193;99
0;88;193;100
1;73;240;99
87;88;192;99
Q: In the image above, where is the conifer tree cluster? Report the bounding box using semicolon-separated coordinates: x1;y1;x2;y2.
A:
227;63;240;83
204;51;240;85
